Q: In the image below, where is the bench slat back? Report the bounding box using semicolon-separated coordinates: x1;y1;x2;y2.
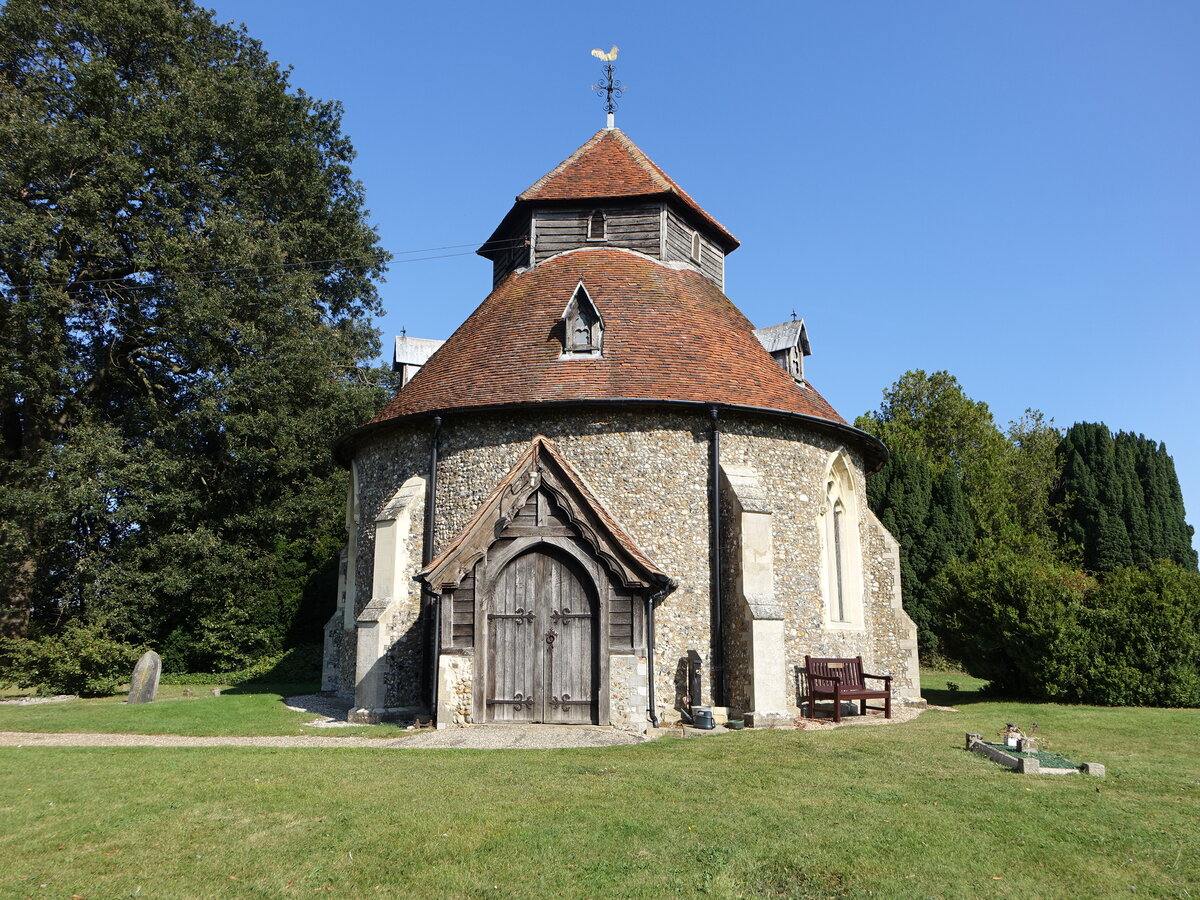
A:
806;656;866;690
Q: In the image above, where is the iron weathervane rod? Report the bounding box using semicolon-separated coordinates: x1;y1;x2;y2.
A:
590;45;624;128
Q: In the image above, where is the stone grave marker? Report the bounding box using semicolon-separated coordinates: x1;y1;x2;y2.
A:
127;650;161;704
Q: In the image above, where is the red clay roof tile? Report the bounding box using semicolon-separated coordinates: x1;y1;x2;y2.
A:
506;128;738;251
367;249;849;429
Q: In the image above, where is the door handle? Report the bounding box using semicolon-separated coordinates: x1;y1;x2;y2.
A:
545;628;557;645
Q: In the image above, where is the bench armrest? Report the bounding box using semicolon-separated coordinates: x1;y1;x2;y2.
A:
862;673;892;687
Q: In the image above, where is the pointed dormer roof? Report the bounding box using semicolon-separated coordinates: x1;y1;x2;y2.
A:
480;129;738;257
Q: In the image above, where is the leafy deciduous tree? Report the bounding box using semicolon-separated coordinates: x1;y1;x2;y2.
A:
856;370;1019;538
0;0;394;669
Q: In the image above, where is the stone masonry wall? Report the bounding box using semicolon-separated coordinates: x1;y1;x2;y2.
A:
431;410;713;718
341;405;919;724
351;429;428;708
719;412;920;705
350;409;713;720
609;654;649;732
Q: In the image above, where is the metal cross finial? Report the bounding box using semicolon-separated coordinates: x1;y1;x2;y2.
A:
790;310;797;321
590;45;624;127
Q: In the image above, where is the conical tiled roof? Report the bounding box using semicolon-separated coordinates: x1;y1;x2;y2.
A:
341;132;886;469
350;250;881;467
482;129;738;255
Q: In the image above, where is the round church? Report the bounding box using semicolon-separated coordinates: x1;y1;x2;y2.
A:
323;125;921;729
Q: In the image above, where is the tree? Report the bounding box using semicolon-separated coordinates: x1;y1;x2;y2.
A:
859;373;1069;659
0;0;392;668
1053;424;1197;572
866;447;973;654
1006;409;1064;545
856;370;1018;537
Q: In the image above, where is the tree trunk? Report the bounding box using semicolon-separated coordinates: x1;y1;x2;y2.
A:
1;555;35;640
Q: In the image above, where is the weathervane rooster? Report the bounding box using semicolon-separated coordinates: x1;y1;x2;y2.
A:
591;45;624;127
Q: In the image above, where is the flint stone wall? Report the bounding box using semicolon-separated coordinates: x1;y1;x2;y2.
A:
718;412;919;706
430;409;713;718
344;429;427;707
336;405;919;722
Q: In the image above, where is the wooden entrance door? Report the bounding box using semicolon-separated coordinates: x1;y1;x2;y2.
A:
487;547;597;724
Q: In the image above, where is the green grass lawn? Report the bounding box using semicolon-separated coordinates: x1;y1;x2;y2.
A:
1;673;1197;897
0;682;405;738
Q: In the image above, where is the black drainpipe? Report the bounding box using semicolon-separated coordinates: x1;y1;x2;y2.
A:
645;578;674;730
644;594;657;728
709;406;725;707
423;415;442;719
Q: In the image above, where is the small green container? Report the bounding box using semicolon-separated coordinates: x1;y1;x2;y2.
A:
726;719;745;730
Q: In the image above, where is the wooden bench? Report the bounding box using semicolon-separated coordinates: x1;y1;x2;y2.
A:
804;655;892;723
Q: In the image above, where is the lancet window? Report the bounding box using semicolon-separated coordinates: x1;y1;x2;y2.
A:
822;452;864;628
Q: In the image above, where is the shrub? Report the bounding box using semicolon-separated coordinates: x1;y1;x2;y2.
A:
158;644;323;687
933;551;1200;706
1080;563;1200;706
1;622;144;697
933;548;1092;701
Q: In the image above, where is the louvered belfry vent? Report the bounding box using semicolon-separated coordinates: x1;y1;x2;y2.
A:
476;128;738;289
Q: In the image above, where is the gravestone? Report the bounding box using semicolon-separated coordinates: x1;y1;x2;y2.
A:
127;650;161;704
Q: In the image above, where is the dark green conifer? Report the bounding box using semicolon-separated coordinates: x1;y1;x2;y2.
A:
1054;424;1196;572
866;447;974;653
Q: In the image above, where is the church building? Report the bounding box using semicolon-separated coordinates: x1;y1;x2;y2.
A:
323;124;921;729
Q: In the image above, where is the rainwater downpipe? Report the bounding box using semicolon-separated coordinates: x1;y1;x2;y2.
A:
423;415;442;718
645;580;673;730
709;405;725;706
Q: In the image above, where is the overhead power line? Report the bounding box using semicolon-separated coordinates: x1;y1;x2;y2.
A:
1;236;526;295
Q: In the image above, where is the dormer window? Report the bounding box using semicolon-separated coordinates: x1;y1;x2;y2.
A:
753;319;812;386
690;230;702;262
587;209;607;241
559;282;603;358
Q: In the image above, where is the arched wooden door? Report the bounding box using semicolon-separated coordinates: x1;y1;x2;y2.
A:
486;547;598;724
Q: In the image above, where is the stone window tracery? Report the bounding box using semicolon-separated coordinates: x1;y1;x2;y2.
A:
821;451;864;629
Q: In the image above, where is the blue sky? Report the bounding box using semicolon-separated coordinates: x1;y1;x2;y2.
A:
206;1;1199;543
